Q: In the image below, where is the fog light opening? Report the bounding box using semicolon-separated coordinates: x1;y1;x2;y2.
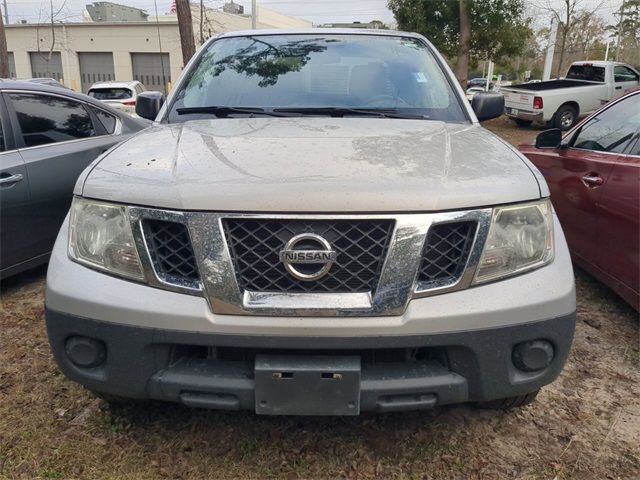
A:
512;340;554;372
65;336;106;368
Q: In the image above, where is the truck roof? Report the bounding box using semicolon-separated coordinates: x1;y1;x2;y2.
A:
570;60;632;67
216;28;424;40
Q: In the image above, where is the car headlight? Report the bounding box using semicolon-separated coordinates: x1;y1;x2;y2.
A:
474;199;554;284
68;197;144;280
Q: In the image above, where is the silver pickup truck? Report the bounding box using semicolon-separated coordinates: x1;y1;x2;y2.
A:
503;61;640;130
45;30;576;415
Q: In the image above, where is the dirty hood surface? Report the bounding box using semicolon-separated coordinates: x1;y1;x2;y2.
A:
81;117;542;212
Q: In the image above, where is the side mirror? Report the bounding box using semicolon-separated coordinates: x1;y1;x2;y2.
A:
135;91;165;121
471;92;505;121
535;129;563;149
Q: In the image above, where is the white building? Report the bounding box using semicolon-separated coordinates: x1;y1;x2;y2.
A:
4;4;312;93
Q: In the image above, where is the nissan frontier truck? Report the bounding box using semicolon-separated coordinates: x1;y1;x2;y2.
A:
45;30;576;415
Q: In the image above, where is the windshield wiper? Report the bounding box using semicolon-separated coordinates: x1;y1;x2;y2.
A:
176;106;291;117
176;106;429;120
273;107;429;119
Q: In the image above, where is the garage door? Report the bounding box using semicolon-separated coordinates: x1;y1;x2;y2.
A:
8;52;16;78
29;52;63;81
78;52;115;93
131;53;171;94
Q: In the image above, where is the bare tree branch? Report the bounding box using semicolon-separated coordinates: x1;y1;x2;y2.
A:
531;0;607;77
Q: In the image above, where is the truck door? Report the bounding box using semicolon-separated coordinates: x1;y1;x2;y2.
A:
613;66;639;100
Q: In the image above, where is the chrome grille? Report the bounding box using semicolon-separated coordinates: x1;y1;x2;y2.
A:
223;219;394;293
127;206;493;317
142;219;200;288
417;221;477;288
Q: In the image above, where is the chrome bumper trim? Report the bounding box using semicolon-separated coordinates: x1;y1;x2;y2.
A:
505;110;543;121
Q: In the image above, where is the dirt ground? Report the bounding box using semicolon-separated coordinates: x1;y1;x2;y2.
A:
1;118;639;480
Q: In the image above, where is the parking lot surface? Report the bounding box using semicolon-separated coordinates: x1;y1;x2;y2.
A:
1;118;638;480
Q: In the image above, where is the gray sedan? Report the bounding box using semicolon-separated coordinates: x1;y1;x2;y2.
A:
0;81;148;279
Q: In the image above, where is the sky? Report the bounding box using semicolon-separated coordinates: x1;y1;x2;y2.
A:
3;0;395;25
2;0;623;28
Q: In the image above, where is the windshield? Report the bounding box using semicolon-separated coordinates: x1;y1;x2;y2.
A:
167;34;467;122
88;88;133;100
566;65;605;82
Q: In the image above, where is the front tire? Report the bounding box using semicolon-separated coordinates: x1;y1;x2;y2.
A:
475;390;539;410
553;105;578;130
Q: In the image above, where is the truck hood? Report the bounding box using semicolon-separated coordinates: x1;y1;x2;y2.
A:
81;117;542;212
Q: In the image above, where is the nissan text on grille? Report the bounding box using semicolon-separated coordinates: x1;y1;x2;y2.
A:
45;30;576;415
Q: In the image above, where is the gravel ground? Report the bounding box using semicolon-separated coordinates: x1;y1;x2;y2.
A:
1;117;638;480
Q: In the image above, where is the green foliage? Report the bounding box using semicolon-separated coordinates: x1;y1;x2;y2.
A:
188;37;329;90
370;20;390;29
608;0;640;66
388;0;531;64
614;0;640;42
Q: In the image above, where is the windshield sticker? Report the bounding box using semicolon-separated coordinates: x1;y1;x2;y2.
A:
413;72;428;83
400;40;420;49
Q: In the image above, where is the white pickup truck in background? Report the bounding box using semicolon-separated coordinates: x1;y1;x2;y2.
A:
502;61;640;130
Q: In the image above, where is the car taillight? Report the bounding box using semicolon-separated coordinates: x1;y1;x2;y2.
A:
533;96;543;109
122;100;136;106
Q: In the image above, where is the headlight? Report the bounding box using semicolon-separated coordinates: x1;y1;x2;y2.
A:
69;197;144;280
474;199;554;284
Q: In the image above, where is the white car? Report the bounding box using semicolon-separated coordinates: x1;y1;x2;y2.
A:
87;81;146;115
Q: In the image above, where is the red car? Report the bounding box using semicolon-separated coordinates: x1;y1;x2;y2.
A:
520;89;639;310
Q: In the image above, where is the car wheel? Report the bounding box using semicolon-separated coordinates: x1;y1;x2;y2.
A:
474;390;539;410
553;105;578;130
514;119;533;127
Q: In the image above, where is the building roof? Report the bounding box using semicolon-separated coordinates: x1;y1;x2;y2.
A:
5;20;177;27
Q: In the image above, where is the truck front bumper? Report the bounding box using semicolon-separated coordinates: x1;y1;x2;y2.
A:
45;215;576;413
46;309;575;413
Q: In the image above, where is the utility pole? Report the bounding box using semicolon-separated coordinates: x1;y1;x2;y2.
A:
2;0;8;25
542;17;558;81
199;0;204;45
175;0;195;66
252;0;257;29
615;0;626;61
485;60;494;91
0;6;9;78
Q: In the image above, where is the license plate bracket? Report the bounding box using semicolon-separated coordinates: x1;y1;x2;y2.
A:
254;355;361;415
